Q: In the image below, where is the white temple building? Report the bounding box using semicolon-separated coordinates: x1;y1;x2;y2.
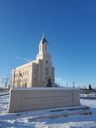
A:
11;35;55;87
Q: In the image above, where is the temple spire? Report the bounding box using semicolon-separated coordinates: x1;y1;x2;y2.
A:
40;33;47;44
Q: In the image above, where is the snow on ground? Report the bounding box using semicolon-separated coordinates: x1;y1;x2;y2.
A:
0;94;9;114
0;93;96;128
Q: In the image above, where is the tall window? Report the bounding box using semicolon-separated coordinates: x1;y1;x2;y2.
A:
46;60;48;64
45;68;48;75
34;68;36;74
45;44;47;51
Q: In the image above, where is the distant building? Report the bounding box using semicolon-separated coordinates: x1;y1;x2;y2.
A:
12;35;55;87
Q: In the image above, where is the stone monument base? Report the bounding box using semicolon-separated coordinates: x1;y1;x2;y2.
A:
8;87;80;113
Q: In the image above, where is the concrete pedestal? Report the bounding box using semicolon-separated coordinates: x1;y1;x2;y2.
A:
8;87;80;113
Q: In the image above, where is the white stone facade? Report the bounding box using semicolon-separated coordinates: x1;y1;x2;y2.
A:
12;35;55;87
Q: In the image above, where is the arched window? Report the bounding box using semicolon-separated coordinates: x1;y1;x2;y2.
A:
45;68;48;75
46;60;48;64
45;44;47;51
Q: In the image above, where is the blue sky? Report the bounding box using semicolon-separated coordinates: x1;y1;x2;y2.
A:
0;0;96;87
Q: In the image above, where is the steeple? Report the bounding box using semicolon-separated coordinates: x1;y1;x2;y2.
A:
37;34;48;57
40;33;48;44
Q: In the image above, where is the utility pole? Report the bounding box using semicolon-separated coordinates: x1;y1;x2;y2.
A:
0;77;10;88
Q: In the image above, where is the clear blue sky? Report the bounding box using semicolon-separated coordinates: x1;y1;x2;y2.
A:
0;0;96;87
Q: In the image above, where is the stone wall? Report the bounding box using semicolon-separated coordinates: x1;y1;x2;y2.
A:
8;88;80;113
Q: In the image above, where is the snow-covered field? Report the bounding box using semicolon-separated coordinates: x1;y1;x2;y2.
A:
0;93;96;128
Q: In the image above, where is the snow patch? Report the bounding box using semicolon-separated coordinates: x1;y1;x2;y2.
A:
0;94;96;128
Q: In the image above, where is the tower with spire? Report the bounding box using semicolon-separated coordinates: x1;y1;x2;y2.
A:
35;34;55;86
36;34;49;59
39;34;48;54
